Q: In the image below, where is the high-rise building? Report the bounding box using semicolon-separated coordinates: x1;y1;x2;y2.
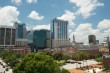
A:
14;22;28;47
0;25;16;48
96;40;99;45
14;22;27;39
33;29;50;50
104;36;110;50
51;18;70;48
72;34;76;44
88;35;96;45
27;31;34;51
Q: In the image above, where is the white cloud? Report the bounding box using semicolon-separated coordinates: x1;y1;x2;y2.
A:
0;6;19;26
76;23;92;32
26;0;37;4
69;18;110;44
11;0;37;5
11;0;22;5
57;10;76;26
97;19;110;30
69;29;72;33
97;19;110;39
28;11;44;20
103;29;110;37
69;23;103;44
69;0;104;18
32;24;50;30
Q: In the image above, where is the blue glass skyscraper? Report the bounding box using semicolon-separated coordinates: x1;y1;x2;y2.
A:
33;29;50;49
14;22;27;39
14;22;28;47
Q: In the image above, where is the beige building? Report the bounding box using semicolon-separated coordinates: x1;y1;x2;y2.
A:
46;40;51;48
51;39;70;48
99;43;109;54
15;39;28;47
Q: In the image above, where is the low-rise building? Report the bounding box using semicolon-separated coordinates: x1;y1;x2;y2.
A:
6;47;31;55
99;43;109;55
73;44;99;57
103;55;110;67
15;39;28;47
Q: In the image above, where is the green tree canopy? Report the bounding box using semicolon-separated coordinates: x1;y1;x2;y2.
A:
61;68;70;73
53;53;63;60
0;50;18;67
13;53;63;73
73;51;90;61
95;57;103;63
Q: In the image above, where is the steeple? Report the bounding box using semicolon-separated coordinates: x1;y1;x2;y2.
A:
73;34;75;43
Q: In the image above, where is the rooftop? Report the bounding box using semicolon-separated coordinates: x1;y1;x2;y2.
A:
103;55;110;58
0;25;15;29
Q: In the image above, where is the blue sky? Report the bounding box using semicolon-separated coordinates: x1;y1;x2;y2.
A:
0;0;110;44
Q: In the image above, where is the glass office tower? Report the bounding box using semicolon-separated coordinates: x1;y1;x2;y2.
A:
14;22;27;39
14;22;28;46
51;18;69;48
51;18;68;40
33;29;50;49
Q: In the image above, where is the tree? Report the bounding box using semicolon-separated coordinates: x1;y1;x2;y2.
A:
96;53;103;58
53;53;63;60
13;53;61;73
72;51;90;68
0;51;18;67
15;54;25;59
63;55;71;61
104;64;110;71
61;68;70;73
95;57;103;64
4;54;17;67
0;51;11;59
72;52;81;68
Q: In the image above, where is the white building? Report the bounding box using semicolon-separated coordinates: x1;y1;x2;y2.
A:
0;25;16;48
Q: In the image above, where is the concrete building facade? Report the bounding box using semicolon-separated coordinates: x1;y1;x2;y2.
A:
0;25;16;48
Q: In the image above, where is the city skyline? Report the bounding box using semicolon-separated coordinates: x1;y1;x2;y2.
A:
0;0;110;44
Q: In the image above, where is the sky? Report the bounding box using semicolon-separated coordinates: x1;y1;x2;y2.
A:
0;0;110;44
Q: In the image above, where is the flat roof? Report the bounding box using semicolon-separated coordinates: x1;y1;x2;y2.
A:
0;25;15;29
103;55;110;58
